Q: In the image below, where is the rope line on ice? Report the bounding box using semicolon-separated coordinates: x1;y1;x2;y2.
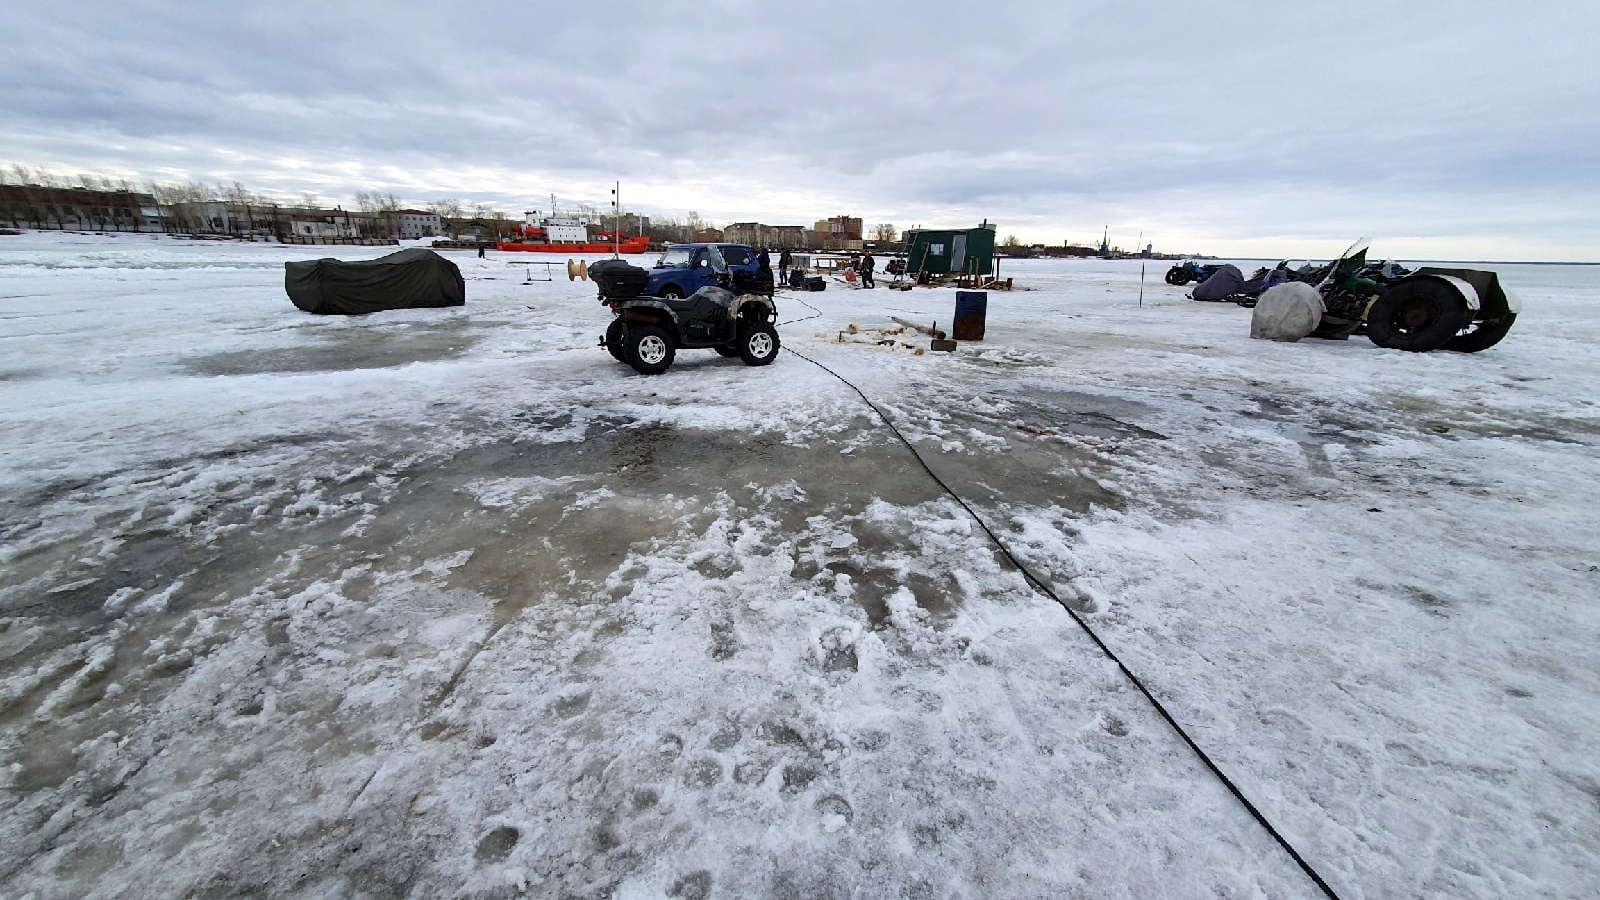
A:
784;345;1345;900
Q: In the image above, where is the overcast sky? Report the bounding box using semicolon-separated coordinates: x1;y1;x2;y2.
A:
3;1;1596;260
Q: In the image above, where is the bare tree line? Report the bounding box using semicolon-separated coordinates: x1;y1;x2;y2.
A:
3;161;899;246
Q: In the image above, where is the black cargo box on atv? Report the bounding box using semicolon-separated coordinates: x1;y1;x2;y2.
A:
588;260;649;300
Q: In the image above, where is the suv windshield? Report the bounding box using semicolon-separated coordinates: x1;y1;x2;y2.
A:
656;247;694;268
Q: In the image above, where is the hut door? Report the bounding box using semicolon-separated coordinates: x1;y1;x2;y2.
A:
950;234;968;273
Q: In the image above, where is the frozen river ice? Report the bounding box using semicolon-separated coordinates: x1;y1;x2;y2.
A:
2;232;1598;898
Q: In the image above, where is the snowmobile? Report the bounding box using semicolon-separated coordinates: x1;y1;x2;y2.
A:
591;244;781;375
1165;260;1226;286
1191;261;1302;306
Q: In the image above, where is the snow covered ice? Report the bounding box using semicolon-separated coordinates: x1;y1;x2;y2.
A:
2;231;1598;898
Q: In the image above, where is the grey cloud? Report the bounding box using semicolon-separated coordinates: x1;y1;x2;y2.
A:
2;0;1597;259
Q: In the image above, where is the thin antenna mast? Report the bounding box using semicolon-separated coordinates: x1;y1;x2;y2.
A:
611;182;620;258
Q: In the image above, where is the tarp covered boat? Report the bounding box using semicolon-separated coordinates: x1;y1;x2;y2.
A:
284;248;465;315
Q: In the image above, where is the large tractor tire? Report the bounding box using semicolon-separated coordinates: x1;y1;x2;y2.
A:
737;323;780;366
1165;266;1187;286
624;324;675;375
1444;312;1517;353
1365;279;1470;352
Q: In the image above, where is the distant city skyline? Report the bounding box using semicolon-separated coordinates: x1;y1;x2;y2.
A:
3;1;1597;261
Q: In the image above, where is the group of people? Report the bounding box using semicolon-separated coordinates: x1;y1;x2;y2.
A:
761;247;880;290
477;242;888;289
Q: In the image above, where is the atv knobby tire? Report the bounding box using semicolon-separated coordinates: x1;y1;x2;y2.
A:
737;323;780;366
1366;279;1470;352
604;319;626;361
1444;312;1517;353
624;324;675;375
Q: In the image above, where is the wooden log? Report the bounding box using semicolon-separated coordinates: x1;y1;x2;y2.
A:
890;316;947;340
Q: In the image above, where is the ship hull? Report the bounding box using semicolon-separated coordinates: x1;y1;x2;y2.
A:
497;237;651;254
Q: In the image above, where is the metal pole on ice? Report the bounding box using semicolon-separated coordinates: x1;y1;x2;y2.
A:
611;182;620;258
1136;231;1145;307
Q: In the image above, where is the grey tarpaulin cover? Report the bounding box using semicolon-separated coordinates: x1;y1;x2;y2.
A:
1190;264;1245;301
1250;282;1324;341
284;248;465;315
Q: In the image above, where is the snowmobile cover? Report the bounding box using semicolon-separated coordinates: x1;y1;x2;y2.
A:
1191;264;1245;301
284;248;465;315
1239;265;1292;296
1250;282;1323;342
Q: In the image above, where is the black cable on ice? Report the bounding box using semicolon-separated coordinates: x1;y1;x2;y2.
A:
783;344;1345;900
777;290;822;327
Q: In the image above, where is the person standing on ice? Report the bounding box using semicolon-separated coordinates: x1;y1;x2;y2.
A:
859;250;875;289
778;248;792;287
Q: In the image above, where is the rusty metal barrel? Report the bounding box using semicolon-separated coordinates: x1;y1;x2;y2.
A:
953;291;987;341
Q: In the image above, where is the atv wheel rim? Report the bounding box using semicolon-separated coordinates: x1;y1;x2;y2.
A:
637;335;668;365
747;333;773;358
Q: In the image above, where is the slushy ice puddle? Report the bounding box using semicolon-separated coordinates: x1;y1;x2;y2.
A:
180;317;489;375
1;397;1142;806
0;391;1158;893
5;389;1141;631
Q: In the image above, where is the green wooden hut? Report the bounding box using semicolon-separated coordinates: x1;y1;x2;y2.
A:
903;221;997;277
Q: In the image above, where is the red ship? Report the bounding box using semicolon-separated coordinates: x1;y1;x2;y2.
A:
497;210;650;254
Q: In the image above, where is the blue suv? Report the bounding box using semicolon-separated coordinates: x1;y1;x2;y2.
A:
646;243;773;298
